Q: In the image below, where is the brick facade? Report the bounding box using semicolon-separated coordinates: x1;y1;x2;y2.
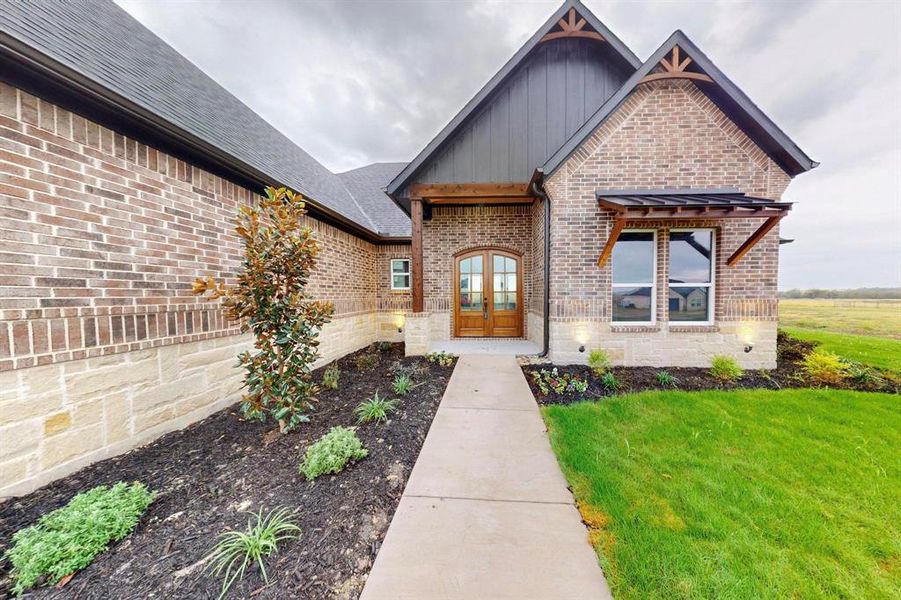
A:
543;79;791;366
0;82;403;495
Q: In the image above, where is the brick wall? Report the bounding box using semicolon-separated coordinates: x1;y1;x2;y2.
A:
421;204;534;338
544;79;791;366
0;81;404;496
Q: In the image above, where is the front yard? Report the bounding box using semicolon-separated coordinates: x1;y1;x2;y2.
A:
543;389;900;599
0;344;454;598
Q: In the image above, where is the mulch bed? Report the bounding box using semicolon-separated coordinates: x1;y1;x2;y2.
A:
524;332;899;405
0;343;454;599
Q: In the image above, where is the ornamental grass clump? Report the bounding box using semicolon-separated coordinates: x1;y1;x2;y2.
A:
207;507;300;600
655;370;677;387
802;349;851;386
299;426;368;480
354;391;398;424
710;355;743;382
4;482;154;596
392;373;412;396
193;187;334;433
587;349;612;376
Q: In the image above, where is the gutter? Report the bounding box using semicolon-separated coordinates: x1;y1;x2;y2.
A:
531;171;551;358
0;33;404;245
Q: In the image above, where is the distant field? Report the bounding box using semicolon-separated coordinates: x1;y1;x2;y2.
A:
782;327;901;373
779;298;901;339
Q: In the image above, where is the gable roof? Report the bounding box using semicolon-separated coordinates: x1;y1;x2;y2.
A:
0;0;405;239
386;0;640;196
543;30;818;177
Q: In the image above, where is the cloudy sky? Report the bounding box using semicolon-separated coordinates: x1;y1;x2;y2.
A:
115;0;899;290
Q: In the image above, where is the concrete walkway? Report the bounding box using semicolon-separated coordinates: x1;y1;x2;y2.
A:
360;355;611;600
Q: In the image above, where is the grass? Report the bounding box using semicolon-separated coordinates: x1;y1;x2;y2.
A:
779;299;901;339
782;326;901;373
543;389;901;600
4;482;154;596
208;507;300;599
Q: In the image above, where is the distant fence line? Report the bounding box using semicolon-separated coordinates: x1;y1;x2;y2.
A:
779;299;901;309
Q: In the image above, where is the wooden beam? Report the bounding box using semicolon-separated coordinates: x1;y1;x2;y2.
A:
411;198;424;312
410;182;531;199
428;196;534;206
597;218;626;267
539;30;606;43
639;71;713;85
726;216;782;266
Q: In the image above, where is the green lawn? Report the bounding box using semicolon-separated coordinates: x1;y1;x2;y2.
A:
543;389;901;600
782;326;901;373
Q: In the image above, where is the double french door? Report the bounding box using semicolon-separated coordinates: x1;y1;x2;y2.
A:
454;249;523;337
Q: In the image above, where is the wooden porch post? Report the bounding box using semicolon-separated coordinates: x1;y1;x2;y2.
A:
411;197;424;313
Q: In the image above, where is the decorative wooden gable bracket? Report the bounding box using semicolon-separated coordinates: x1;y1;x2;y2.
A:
639;46;713;85
540;7;606;43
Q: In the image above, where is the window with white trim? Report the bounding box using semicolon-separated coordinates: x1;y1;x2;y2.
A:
668;229;715;323
390;259;411;290
611;230;656;324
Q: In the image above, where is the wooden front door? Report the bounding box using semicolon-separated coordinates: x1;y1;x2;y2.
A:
454;249;523;337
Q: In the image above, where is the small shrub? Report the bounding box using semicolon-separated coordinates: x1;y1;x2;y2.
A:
600;371;621;392
353;352;379;372
529;368;589;396
710;355;743;382
655;370;677;387
300;426;368;480
354;391;398;424
392;374;412;396
587;349;612;376
208;507;300;599
802;349;851;386
846;362;885;389
377;341;393;352
425;351;456;367
390;360;429;380
321;364;340;390
4;482;154;596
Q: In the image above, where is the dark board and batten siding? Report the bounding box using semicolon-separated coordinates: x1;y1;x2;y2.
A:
416;38;632;184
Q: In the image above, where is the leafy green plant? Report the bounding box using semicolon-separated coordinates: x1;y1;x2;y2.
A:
193;187;334;433
392;374;412;396
710;355;743;382
587;349;612;376
353;352;379;372
377;341;393;352
321;364;340;390
208;507;300;599
655;370;677;387
802;349;851;386
425;351;456;367
354;391;398;424
299;426;368;480
4;482;154;596
600;371;622;393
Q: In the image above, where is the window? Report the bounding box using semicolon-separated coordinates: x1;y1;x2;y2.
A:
668;229;714;323
611;231;656;323
390;259;411;290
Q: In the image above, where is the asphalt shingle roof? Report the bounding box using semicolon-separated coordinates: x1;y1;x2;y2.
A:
0;0;407;237
337;163;411;237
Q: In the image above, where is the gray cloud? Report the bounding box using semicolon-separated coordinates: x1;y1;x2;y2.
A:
116;0;900;289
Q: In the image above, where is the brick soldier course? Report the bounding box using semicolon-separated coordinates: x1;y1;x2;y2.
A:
0;0;816;496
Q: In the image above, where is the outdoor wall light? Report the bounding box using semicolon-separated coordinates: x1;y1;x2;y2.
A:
744;343;753;353
579;345;585;353
397;327;403;334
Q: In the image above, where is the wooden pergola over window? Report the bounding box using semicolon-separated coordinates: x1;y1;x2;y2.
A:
408;182;536;312
594;189;792;268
